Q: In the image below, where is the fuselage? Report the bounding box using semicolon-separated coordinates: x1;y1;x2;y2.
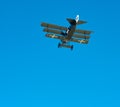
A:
62;15;79;43
66;24;76;40
62;24;76;43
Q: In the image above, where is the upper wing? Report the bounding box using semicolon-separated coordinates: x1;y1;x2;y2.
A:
41;22;67;31
73;33;90;39
75;29;93;35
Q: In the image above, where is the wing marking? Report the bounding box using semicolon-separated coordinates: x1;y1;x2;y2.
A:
70;38;89;44
45;34;64;40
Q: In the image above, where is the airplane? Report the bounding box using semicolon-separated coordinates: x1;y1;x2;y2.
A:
41;15;93;50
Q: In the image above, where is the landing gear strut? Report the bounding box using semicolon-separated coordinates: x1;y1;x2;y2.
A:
71;45;73;51
58;43;61;48
58;42;73;50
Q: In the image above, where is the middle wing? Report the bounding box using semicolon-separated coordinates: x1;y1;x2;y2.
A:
41;22;67;31
43;28;90;39
73;33;90;39
43;28;62;35
75;29;93;35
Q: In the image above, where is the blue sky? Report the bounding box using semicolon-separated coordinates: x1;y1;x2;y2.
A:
0;0;120;107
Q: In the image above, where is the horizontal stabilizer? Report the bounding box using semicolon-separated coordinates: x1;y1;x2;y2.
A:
66;18;87;25
77;20;87;24
66;18;76;25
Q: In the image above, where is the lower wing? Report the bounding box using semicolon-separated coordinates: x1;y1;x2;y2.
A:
70;38;89;44
46;34;88;44
45;34;64;40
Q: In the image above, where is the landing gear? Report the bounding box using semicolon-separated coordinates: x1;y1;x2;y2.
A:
71;45;73;51
58;42;73;50
58;43;61;48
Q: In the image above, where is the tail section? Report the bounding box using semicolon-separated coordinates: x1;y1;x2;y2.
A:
75;15;79;23
67;15;87;25
66;18;76;25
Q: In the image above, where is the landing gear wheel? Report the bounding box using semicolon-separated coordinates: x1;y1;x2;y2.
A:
58;43;61;48
71;45;73;50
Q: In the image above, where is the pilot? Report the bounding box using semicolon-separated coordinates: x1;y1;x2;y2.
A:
66;28;69;34
65;26;71;35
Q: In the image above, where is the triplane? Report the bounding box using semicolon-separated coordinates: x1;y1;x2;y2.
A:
41;15;92;50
